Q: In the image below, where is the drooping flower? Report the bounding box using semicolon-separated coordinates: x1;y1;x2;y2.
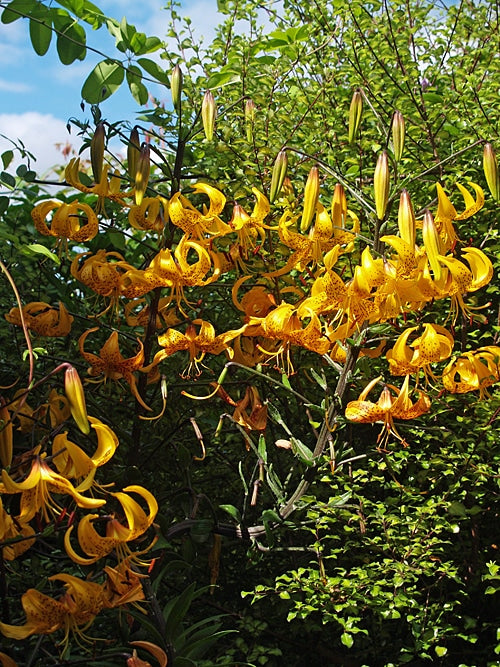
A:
168;183;230;239
147;319;246;378
0;497;35;561
386;324;454;378
78;328;150;411
128;196;168;233
71;250;135;300
434;182;484;251
5;301;73;336
31;200;98;243
64;485;158;565
442;346;500;399
0;574;106;644
1;449;106;522
216;385;268;438
65;157;127;213
345;375;431;448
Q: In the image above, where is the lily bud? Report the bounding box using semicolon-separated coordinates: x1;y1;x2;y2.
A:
331;183;347;230
392;110;405;163
374;150;390;220
269;150;288;203
422;209;442;281
170;64;183;111
90;123;105;183
397;189;415;249
282;177;294;200
300;165;320;232
483;143;499;201
245;98;256;142
0;400;13;467
64;366;90;435
202;90;216;141
348;89;363;144
127;127;140;184
134;143;150;206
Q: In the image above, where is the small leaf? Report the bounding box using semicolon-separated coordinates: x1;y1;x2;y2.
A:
23;243;60;265
1;151;13;169
1;0;36;24
258;434;267;463
29;10;52;56
126;65;149;105
219;504;241;524
290;437;315;465
55;19;86;65
81;59;124;103
341;632;353;648
137;57;169;84
435;646;447;657
0;171;16;188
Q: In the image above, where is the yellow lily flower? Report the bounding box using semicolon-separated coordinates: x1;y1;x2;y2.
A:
1;451;106;522
434;182;484;251
129;196;168;233
216;385;268;438
386;324;454;377
148;319;245;378
247;303;330;373
71;250;135;298
169;182;230;239
5;301;73;336
64;485;158;565
31;200;98;243
124;297;181;329
0;497;35;561
79;328;150;411
65;157;127;214
345;374;431;448
103;559;146;608
227;188;270;259
0;574;106;644
51;416;119;487
442;346;500;399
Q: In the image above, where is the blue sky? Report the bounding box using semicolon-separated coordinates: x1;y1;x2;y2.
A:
0;0;220;174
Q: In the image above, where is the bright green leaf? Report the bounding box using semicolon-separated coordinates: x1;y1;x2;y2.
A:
81;59;124;103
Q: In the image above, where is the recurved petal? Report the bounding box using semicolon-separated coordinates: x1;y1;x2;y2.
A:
345;400;386;423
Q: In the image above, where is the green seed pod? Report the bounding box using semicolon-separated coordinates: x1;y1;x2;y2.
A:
202;91;216;141
300;165;320;233
348;89;363;144
127;126;140;185
90;123;105;183
269;150;288;204
374;150;390;220
483;143;499;201
392;110;405;163
171;64;183;112
245;98;256;143
135;143;150;206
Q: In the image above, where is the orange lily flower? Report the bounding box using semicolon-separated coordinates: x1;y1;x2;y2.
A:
65;157;127;213
0;574;106;644
345;375;431;448
148;319;245;378
5;301;73;336
79;328;150;410
124;297;181;329
434;182;484;251
31;200;98;243
71;250;135;298
226;188;270;260
64;485;158;565
103;559;146;608
216;385;268;438
128;196;168;233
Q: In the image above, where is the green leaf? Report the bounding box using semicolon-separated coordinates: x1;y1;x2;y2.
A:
206;70;241;89
290;437;316;465
1;151;13;170
22;244;60;265
1;0;36;24
137;57;169;84
29;7;52;56
0;196;9;214
81;59;124;103
55;20;86;65
341;632;354;648
126;65;149;105
219;504;241;523
0;171;16;188
258;434;267;463
435;646;447;657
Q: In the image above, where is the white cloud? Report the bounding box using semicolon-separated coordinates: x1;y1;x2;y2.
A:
0;112;73;176
0;79;32;93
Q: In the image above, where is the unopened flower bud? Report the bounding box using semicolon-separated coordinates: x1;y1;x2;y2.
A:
127;127;140;184
348;89;363;144
300;166;320;233
245;98;256;143
90;123;105;183
269;149;288;203
397;189;415;249
422;209;442;281
170;64;183;112
135;143;150;206
392;110;405;163
331;183;347;230
64;366;90;434
483;143;499;201
374;150;390;220
202;91;216;141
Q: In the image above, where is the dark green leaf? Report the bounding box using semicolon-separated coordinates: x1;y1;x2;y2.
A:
29;8;52;56
1;0;36;24
137;57;169;84
56;20;86;64
126;65;149;105
1;151;13;170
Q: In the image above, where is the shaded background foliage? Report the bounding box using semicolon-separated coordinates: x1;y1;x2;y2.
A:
0;0;499;665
